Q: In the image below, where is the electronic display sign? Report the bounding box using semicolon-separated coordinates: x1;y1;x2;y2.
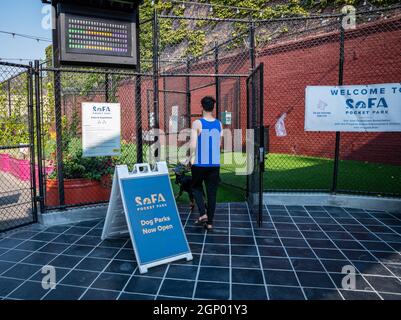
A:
54;3;138;68
66;16;131;56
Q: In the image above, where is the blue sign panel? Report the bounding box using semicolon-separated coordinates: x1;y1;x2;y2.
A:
120;174;191;265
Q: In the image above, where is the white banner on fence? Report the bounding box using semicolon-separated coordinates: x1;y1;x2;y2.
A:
82;102;121;157
305;83;401;132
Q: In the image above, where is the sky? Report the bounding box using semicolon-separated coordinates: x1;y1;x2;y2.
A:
0;0;52;63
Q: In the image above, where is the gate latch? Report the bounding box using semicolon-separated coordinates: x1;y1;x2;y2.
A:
259;147;265;163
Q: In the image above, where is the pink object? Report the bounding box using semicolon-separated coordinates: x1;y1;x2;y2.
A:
44;165;55;175
0;154;11;172
2;155;55;183
10;158;31;181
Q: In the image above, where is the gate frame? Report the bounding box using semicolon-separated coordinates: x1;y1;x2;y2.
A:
246;63;265;227
0;61;38;232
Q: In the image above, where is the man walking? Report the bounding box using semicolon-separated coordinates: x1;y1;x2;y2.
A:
186;96;222;231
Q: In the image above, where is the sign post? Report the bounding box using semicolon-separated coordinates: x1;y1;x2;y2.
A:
102;162;193;274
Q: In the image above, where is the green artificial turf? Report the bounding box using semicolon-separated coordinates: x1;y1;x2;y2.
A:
264;153;401;196
171;153;401;204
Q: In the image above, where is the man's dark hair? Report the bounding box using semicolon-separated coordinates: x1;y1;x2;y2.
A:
201;96;216;112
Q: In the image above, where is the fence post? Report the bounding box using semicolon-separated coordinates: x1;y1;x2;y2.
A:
152;8;160;159
7;79;12;117
246;22;255;201
235;78;240;128
214;43;220;119
186;57;191;128
249;21;256;155
249;21;256;70
53;69;65;207
34;60;45;213
135;10;143;163
163;76;167;162
51;12;66;207
105;73;109;102
28;62;38;221
136;75;143;163
332;21;345;194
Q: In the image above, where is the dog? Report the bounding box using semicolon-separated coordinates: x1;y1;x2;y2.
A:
172;164;205;213
173;164;196;212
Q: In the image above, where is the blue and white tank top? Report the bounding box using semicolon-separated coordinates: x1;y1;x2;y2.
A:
193;118;222;167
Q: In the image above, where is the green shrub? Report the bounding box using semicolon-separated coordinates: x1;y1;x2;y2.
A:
48;137;113;180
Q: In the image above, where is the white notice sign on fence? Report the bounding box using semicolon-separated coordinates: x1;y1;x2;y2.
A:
82;102;121;157
305;83;401;132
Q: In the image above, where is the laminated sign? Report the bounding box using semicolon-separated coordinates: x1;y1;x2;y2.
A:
101;162;192;273
82;102;121;157
221;111;232;125
305;83;401;132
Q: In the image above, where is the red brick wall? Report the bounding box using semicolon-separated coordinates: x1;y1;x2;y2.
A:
116;76;154;143
64;17;401;165
257;17;401;165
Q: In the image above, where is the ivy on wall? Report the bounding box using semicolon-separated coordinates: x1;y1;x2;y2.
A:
42;0;397;72
138;0;311;67
33;0;397;127
303;0;399;10
138;0;396;69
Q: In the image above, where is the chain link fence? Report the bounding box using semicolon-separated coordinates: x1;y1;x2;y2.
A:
1;6;399;221
0;62;37;231
338;9;401;196
38;66;153;209
255;15;340;192
155;14;252;197
254;6;401;197
37;6;401;213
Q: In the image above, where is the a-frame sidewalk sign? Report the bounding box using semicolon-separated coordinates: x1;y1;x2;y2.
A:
102;162;193;274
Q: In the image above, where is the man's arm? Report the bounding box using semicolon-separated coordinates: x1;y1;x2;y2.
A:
220;121;223;146
186;120;201;165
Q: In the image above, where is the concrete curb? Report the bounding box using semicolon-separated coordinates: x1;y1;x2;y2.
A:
38;204;108;226
264;192;401;212
37;193;401;227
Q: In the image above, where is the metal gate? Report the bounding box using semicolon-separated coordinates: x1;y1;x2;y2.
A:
161;75;189;164
246;63;264;226
0;62;37;232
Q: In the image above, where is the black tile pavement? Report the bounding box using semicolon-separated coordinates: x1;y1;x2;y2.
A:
0;203;401;300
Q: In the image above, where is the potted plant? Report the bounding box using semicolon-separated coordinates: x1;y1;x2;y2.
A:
45;137;114;206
